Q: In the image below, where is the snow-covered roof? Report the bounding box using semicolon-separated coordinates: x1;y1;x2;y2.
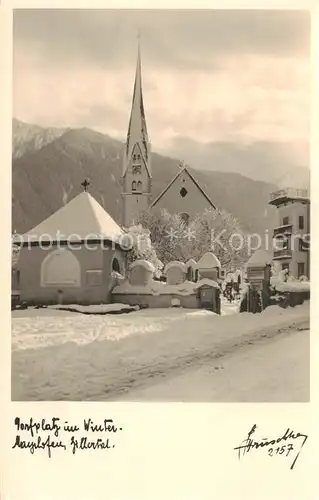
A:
164;261;188;273
130;260;155;272
246;250;272;268
196;252;221;269
23;192;124;244
186;258;197;268
194;278;219;289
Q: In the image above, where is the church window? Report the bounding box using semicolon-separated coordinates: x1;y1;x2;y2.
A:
86;270;103;286
133;154;137;161
137;181;142;192
137;154;141;160
112;257;121;273
132;181;137;191
180;187;188;198
132;164;141;174
41;249;81;287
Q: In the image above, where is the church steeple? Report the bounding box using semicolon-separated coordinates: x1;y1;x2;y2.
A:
121;36;152;228
123;37;151;177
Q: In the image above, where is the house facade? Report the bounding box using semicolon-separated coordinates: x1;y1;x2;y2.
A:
269;187;310;278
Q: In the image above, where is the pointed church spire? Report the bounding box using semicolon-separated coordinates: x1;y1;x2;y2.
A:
123;35;150;175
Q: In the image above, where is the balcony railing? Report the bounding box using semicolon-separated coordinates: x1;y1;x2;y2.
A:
273;224;293;237
299;237;310;251
270;187;309;202
273;249;292;259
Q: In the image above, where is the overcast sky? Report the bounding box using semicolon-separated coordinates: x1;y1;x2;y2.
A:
13;9;310;167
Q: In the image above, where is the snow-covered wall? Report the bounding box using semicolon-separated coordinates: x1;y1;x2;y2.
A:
112;277;220;310
112;291;199;309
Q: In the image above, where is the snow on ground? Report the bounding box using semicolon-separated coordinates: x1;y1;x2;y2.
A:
12;302;309;401
49;303;139;314
221;296;240;315
12;307;217;351
113;329;310;402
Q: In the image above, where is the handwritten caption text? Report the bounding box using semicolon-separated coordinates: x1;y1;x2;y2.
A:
12;417;123;457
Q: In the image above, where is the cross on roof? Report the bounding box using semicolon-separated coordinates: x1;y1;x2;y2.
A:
81;179;90;192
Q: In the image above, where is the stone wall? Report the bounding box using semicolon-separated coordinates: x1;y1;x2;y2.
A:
112;292;199;309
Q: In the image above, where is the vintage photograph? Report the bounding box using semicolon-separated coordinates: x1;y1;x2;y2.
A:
11;9;310;402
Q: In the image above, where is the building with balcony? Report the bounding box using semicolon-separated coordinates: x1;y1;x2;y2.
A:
269;187;310;278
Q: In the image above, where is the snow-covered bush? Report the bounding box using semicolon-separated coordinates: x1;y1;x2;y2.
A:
278;269;289;282
299;275;309;282
124;224;163;277
287;275;297;282
134;207;249;271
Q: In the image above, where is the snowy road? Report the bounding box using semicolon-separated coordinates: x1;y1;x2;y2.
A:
114;328;309;402
12;303;309;402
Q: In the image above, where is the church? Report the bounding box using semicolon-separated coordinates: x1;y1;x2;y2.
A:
121;42;217;227
14;41;218;307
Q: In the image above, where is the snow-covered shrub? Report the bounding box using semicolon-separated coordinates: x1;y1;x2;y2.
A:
124;224;163;277
134;207;249;271
299;275;309;282
287;275;297;282
278;269;289;282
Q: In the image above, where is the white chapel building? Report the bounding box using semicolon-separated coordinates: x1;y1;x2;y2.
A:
18;191;128;305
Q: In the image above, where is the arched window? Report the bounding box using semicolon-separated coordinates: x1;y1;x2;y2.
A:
112;257;121;273
180;212;190;225
137;181;142;192
41;249;81;287
132;181;137;191
133;154;136;161
137;154;141;160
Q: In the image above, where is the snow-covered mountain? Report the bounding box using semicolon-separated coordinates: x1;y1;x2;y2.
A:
12;118;279;236
12;118;68;159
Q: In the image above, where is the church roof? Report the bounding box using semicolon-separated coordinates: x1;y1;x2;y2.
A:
123;42;150;177
151;165;216;209
23;192;124;244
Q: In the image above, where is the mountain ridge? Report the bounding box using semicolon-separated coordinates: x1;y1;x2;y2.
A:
12;119;278;236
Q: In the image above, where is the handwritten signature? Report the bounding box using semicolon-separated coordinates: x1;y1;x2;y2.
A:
234;424;308;470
